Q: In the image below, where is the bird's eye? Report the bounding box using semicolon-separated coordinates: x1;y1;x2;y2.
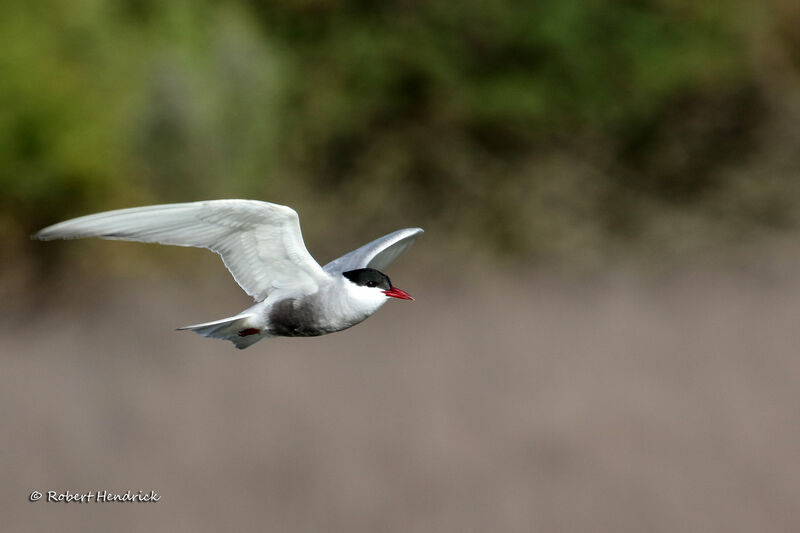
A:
367;281;376;287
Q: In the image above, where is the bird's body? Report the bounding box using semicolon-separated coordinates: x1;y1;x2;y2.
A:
183;272;394;349
35;200;422;349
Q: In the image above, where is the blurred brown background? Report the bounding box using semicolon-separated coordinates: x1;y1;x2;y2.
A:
3;0;800;531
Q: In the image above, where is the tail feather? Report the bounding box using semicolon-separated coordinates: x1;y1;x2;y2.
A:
177;314;266;349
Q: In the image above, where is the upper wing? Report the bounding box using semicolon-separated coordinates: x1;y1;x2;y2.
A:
35;200;330;301
323;228;423;274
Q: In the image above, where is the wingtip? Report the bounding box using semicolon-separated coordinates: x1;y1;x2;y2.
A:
30;229;72;241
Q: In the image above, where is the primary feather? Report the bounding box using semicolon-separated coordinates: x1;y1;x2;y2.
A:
323;227;423;274
34;200;329;301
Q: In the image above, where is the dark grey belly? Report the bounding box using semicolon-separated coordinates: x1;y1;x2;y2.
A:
267;298;327;337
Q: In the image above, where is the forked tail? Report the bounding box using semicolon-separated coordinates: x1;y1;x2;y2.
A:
177;314;265;349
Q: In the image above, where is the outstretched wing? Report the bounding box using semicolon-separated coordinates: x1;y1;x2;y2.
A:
35;200;330;301
323;228;423;274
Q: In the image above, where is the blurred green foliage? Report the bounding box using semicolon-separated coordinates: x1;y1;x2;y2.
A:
2;0;800;265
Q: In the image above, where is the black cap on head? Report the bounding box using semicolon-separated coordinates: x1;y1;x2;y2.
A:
342;268;392;290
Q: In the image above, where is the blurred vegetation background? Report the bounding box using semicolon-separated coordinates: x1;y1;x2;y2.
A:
6;4;800;531
3;0;800;276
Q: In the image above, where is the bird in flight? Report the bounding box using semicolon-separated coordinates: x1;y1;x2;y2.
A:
35;200;423;349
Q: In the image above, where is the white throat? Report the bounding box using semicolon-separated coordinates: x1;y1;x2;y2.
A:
338;278;388;320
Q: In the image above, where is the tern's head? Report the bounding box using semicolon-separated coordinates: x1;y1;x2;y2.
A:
342;268;414;301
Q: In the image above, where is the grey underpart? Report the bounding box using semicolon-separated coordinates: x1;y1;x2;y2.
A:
267;298;325;337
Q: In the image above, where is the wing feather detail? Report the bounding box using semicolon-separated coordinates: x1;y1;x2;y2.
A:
35;200;329;301
323;228;423;274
